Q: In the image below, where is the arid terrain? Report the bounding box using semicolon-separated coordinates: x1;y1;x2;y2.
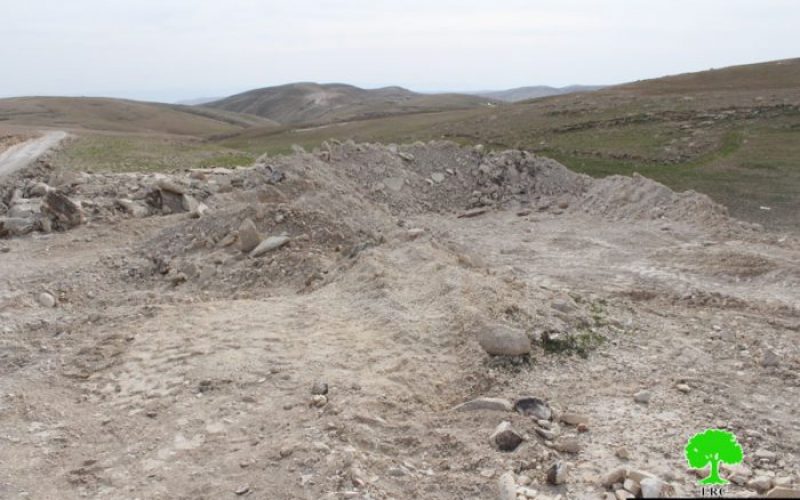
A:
1;132;799;500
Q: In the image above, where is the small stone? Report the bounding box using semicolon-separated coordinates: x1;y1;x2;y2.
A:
615;447;630;460
623;478;640;495
547;462;569;485
676;384;691;394
560;412;589;426
398;152;415;162
498;471;517;500
639;477;670;498
518;475;531;486
615;490;634;500
479;326;531;356
250;235;290;257
514;397;551;420
762;349;780;367
311;381;328;396
431;173;445;183
452;397;513;413
234;484;250;495
517;486;538;498
536;427;556;441
634;390;652;404
480;468;496;478
490;421;524;452
406;228;425;240
537;419;551;429
41;191;84;229
766;487;800;498
37;292;56;308
756;449;777;461
774;477;794;487
553;437;581;454
749;476;774;493
577;423;589;433
310;395;328;407
602;468;628;488
237;219;261;253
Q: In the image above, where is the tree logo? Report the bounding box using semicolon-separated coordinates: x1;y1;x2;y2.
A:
685;429;744;485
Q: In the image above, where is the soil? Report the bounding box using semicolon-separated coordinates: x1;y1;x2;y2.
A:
1;141;798;499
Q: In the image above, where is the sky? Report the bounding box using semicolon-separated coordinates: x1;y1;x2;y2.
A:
0;0;798;102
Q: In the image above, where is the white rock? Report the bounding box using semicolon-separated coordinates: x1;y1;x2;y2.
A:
498;472;517;500
634;390;652;404
640;477;669;498
37;292;56;308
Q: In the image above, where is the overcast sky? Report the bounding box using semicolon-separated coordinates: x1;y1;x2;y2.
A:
1;0;798;102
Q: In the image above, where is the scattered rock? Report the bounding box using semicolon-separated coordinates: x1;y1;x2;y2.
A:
602;468;628;488
37;292;56;308
250;235;291;257
615;489;635;500
237;219;261;253
310;395;328;408
116;199;150;218
633;390;652;404
577;422;589;433
547;461;569;485
490;421;524;452
560;412;589;426
41;191;84;229
406;228;425;240
623;478;640;496
478;326;531;356
535;427;557;441
458;207;489;218
0;217;36;238
398;152;415;162
762;349;780;367
156;178;186;194
748;476;774;493
452;397;513;413
615;447;630;460
639;477;671;498
431;172;445;183
384;177;405;192
514;397;551;420
234;485;251;496
311;381;329;396
498;472;517;500
755;449;777;461
552;437;581;454
676;383;691;394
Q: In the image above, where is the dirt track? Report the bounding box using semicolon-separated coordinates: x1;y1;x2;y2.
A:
0;142;798;499
0;131;67;178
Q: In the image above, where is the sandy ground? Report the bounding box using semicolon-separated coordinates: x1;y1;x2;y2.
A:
0;142;798;499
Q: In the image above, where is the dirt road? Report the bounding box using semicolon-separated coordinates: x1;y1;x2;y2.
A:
0;131;67;177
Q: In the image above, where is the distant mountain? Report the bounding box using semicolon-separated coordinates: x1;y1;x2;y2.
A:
472;85;606;102
203;82;495;125
176;96;224;106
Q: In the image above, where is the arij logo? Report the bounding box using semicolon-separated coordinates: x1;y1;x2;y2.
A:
685;428;744;485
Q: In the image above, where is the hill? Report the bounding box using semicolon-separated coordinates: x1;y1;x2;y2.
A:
203;82;495;125
474;85;605;102
0;96;277;136
215;59;800;232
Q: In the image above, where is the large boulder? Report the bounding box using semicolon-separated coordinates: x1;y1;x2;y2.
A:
478;326;531;356
41;191;84;229
0;217;36;238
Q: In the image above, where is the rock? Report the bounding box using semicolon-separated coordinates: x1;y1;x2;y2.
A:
774;477;795;487
479;326;530;356
676;383;691;394
626;469;657;483
41;191;84;229
560;412;589;426
498;472;517;500
514;397;551;420
755;449;777;461
8;199;40;218
547;462;569;485
639;477;670;498
623;478;640;496
517;486;538;498
723;463;753;485
237;219;261;253
551;298;577;314
535;427;556;441
762;349;780;367
766;487;800;498
156;178;186;194
384;177;405;192
633;390;652;404
452;397;513;413
748;476;774;493
602;468;628;488
250;235;291;257
181;194;206;217
577;423;589;433
311;381;329;396
615;447;631;460
37;292;56;308
310;395;328;407
553;437;581;454
490;421;524;452
398;152;415;162
116;199;150;218
234;485;250;496
431;173;445;183
28;182;53;197
615;490;635;500
0;217;36;237
406;228;425;240
458;207;489;218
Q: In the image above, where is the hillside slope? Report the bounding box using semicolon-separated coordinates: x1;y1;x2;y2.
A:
0;96;277;136
204;82;494;125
